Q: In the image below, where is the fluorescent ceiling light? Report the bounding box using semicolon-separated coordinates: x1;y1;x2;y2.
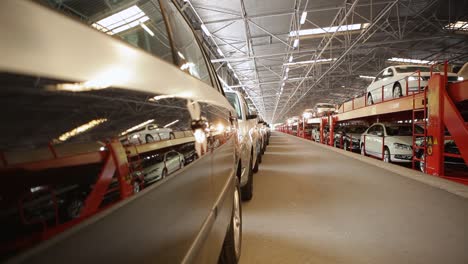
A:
290;23;369;37
359;75;375;79
149;94;175;101
121;119;155;135
387;57;435;64
57;118;107;142
289;55;293;62
164;119;179;128
285;67;290;73
300;12;308;25
217;48;224;56
284;58;336;66
201;24;211;36
92;5;149;35
140;23;154;36
445;21;468;31
293;39;299;48
177;51;186;60
228;63;233;70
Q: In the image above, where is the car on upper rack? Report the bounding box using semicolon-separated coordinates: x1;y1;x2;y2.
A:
120;123;174;145
131;150;185;186
333;124;368;151
360;123;424;163
313;103;337;117
366;65;460;105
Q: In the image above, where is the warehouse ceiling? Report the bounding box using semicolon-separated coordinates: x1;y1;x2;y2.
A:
180;0;468;123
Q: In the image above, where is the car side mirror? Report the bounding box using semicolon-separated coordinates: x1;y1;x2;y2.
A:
246;114;258;120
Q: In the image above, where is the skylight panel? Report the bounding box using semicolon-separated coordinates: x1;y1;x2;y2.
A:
387;57;435;65
290;23;369;37
92;5;150;35
445;21;468;31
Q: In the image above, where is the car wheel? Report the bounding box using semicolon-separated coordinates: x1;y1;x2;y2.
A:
383;147;391;163
367;94;373;105
145;134;154;143
218;178;242;264
361;144;366;156
241;154;253;201
343;141;348;151
253;150;260;173
169;133;175;140
66;198;84;220
393;83;402;98
418;152;426;173
333;141;337;148
133;181;140;194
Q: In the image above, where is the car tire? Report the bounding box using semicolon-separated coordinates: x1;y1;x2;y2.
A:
343;141;348;151
133;181;141;194
169;133;175;140
333;141;337;148
418;152;426;173
383;147;391;163
161;168;167;179
218;178;242;264
393;83;402;98
145;134;154;143
241;154;253;201
253;150;260;173
65;198;84;220
367;93;373;105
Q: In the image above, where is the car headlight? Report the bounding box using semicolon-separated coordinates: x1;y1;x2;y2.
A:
408;76;422;81
393;143;412;150
458;76;464;81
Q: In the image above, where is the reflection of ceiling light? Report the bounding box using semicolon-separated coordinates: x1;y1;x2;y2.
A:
359;75;376;79
228;63;233;70
445;21;468;31
121;119;154;135
387;57;435;64
290;23;369;37
201;24;211;36
164;119;179;128
284;58;336;66
217;48;224;56
289;55;293;62
285;67;290;73
149;94;175;101
180;62;195;70
177;51;186;60
300;12;308;25
293;39;299;48
53;79;111;92
57;118;107;142
92;5;149;35
140;23;154;36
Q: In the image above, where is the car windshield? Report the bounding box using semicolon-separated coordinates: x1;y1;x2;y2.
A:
386;125;423;136
395;66;437;73
347;126;367;133
317;104;335;108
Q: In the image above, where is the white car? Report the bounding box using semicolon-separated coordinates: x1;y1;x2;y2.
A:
122;124;174;145
226;91;261;201
360;123;423;163
314;103;337;117
133;150;185;185
366;65;459;105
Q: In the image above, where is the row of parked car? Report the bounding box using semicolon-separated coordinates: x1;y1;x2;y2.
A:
307;122;466;173
0;0;271;263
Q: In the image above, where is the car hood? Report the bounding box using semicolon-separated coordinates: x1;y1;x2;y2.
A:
387;136;413;146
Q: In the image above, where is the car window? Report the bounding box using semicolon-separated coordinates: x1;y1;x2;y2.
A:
395;66;434;73
385;125;421;136
374;70;384;81
160;0;212;86
383;68;394;77
226;93;242;119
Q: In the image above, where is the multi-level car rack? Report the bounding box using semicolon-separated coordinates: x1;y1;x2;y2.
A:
279;64;468;185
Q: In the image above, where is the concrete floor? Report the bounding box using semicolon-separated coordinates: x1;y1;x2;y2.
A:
240;132;468;264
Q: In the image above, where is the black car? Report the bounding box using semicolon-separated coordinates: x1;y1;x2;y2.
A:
333;125;368;151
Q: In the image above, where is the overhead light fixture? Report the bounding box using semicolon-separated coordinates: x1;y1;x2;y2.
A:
285;67;290;73
177;51;186;60
293;39;299;48
283;75;288;81
217;48;224;56
140;23;154;36
164;119;179;128
284;58;336;66
289;55;293;62
387;57;435;64
57;118;107;142
201;24;211;36
121;119;155;136
149;94;175;101
300;12;308;25
445;21;468;31
228;63;233;70
290;23;369;37
359;75;376;79
92;5;149;35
